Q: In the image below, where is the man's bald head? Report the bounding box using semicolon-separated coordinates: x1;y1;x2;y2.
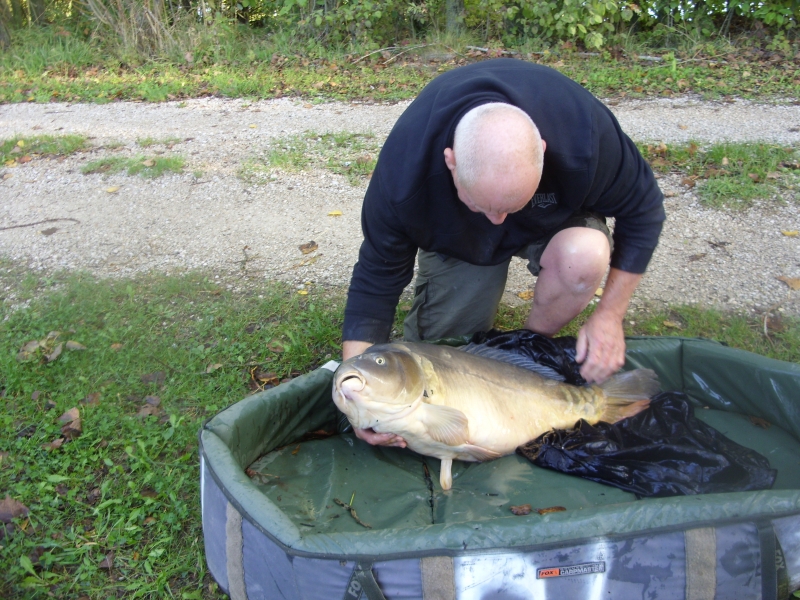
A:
444;103;545;224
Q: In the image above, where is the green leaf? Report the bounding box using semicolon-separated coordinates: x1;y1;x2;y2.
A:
46;474;68;483
20;555;37;577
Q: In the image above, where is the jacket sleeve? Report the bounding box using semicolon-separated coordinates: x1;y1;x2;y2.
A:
588;107;666;274
342;171;418;343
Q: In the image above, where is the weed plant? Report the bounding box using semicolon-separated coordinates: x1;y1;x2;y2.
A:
81;155;186;178
1;135;89;164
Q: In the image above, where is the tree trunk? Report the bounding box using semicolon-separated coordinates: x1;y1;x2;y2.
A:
445;0;464;34
28;0;45;24
0;16;10;49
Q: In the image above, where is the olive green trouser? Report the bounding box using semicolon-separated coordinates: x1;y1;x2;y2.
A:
403;212;612;342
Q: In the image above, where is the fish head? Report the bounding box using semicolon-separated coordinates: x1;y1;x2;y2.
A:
332;345;426;430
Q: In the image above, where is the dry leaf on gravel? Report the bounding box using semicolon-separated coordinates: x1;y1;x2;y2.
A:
781;230;798;237
41;227;58;236
327;210;343;217
141;159;155;167
517;290;534;301
536;506;567;515
510;504;532;515
663;320;683;329
0;495;30;523
778;276;800;290
106;186;120;193
299;241;318;255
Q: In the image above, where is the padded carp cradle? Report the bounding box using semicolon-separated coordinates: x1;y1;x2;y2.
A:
200;337;800;599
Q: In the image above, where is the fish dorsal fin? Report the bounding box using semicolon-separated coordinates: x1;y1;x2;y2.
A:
459;344;566;381
419;404;470;446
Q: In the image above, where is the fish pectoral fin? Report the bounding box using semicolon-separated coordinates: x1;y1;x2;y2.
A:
440;459;453;490
462;444;502;462
419;404;470;446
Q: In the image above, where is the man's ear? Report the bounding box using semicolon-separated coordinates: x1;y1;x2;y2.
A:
443;147;456;172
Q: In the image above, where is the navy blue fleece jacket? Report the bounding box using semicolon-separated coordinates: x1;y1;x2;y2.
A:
343;59;665;343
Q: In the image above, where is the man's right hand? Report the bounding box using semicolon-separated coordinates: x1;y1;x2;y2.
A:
342;340;374;361
354;427;407;448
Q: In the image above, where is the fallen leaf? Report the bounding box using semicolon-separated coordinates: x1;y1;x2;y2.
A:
44;400;56;411
140;487;158;499
2;173;12;180
136;405;160;418
663;320;683;329
749;415;772;429
206;363;223;373
681;177;696;188
510;504;532;515
748;173;760;182
766;172;780;180
45;343;63;362
0;495;30;523
536;506;567;515
594;287;604;297
16;140;24;148
110;343;124;351
298;241;318;255
688;253;707;262
86;488;101;504
291;445;301;455
781;230;799;237
327;210;343;217
687;142;699;156
61;418;82;440
58;408;80;423
777;276;800;290
17;340;40;361
31;390;42;401
99;551;114;570
40;227;58;236
144;395;160;407
140;371;166;385
141;159;155;167
66;341;86;351
268;341;285;353
721;157;729;166
184;52;194;63
663;190;677;198
81;392;101;406
105;186;120;193
42;438;64;451
143;517;156;525
678;124;688;130
19;155;31;164
304;102;314;108
249;124;256;128
517;290;534;301
297;290;308;295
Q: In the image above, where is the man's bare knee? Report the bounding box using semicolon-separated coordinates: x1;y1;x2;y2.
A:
539;228;610;292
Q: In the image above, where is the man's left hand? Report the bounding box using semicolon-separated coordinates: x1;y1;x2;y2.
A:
575;310;626;384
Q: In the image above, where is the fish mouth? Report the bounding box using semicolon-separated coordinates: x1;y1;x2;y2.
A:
336;372;365;393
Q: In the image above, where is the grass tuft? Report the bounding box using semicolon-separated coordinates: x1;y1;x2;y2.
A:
241;131;380;185
81;155;186;178
1;135;89;164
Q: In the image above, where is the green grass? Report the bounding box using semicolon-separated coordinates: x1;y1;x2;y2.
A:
241;131;380;185
0;266;342;599
81;155;186;178
1;24;799;104
1;264;798;597
639;142;799;209
136;136;183;148
1;135;89;165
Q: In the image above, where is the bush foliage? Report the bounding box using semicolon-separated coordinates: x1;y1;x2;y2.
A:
0;0;798;54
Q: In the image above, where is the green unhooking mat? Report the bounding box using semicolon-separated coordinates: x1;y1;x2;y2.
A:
200;337;800;599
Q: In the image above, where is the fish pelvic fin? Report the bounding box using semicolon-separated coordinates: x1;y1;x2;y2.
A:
462;444;502;462
598;368;660;423
440;459;453;490
419;404;470;446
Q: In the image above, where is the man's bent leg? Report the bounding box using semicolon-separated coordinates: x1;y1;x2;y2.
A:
404;252;512;342
525;227;611;336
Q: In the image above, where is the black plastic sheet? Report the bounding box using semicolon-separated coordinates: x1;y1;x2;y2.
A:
469;329;777;498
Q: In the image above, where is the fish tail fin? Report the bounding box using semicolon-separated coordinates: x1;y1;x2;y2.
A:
598;368;659;423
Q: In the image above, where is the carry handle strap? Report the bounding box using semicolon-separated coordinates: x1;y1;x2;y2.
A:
343;561;387;600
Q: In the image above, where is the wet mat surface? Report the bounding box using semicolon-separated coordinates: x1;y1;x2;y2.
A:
247;409;800;535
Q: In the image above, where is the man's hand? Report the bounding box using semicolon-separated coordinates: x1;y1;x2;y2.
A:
354;427;407;448
575;310;626;383
342;340;374;361
575;268;642;384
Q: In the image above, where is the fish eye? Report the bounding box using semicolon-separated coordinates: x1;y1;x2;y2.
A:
375;357;386;365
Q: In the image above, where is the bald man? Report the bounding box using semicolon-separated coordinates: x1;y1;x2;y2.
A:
342;59;665;447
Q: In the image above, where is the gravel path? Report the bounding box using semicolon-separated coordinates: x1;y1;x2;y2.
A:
1;96;799;317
